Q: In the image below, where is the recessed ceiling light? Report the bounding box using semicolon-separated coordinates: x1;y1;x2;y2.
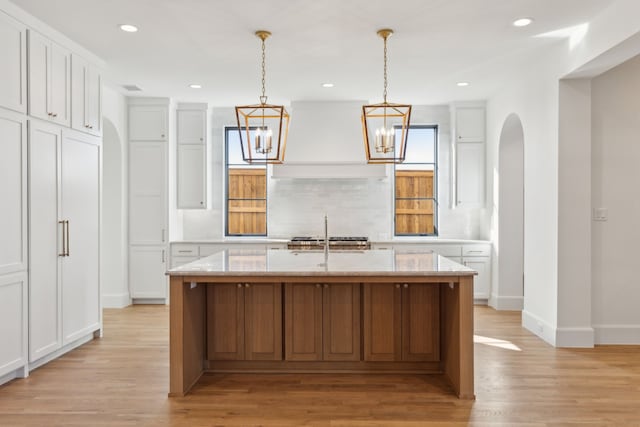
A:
457;82;469;87
119;24;139;33
189;84;202;89
513;18;533;27
322;83;334;88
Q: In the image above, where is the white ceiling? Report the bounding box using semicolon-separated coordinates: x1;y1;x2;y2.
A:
11;0;616;106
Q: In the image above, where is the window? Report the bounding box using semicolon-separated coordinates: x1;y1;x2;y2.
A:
394;125;438;236
225;127;267;236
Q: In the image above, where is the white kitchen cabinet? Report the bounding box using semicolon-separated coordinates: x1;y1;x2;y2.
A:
0;12;27;113
28;121;101;362
129;141;167;244
0;272;28;379
177;108;206;144
60;130;100;344
170;256;198;269
129;105;167;141
71;54;101;136
128;99;169;303
463;257;490;299
455;107;485;142
27;30;70;126
177;144;205;208
456;142;485;206
0;109;27;275
129;246;167;299
176;106;206;209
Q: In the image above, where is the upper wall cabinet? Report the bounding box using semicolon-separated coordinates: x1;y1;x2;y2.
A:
0;12;27;113
71;54;101;136
452;103;486;207
129;105;167;141
27;30;71;127
455;107;485;142
177;104;207;209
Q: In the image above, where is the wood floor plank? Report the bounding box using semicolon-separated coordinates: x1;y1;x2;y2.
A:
0;305;639;426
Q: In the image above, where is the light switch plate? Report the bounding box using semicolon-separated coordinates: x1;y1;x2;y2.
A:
593;208;608;221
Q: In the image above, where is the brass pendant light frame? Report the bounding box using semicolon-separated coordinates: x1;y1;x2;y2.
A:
235;30;290;164
362;28;412;164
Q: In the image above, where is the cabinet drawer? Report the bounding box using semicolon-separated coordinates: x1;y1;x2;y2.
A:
462;244;491;257
170;256;198;269
171;244;198;256
430;245;462;257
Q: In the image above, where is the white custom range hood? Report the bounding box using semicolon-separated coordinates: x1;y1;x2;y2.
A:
271;101;387;178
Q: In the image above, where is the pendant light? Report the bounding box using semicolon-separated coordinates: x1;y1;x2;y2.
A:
362;29;412;163
235;30;290;164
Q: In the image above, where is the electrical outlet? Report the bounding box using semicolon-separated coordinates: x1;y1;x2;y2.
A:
593;207;608;221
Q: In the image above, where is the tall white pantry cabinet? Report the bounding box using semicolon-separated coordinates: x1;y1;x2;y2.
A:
128;98;169;302
0;5;102;385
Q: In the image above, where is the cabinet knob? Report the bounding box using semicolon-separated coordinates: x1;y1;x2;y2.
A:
316;284;321;288
237;283;243;288
395;284;400;289
200;138;203;141
245;283;250;288
403;284;409;289
52;113;57;118
161;134;165;138
324;284;329;289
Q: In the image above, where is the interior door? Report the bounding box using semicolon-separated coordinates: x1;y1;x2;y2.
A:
61;131;100;344
28;120;62;361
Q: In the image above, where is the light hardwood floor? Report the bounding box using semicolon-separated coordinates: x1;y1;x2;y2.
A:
1;306;639;426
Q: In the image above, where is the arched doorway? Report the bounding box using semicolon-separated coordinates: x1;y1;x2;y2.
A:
100;118;127;307
496;113;525;310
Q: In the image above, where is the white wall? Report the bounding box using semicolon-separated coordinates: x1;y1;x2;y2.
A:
101;85;129;308
486;0;640;346
591;54;640;344
178;105;486;240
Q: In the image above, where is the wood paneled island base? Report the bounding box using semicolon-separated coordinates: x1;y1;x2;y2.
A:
168;250;475;399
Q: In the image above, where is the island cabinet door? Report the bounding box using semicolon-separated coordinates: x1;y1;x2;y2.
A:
207;284;245;361
244;283;282;361
285;284;323;361
401;284;440;362
363;283;402;361
322;283;361;361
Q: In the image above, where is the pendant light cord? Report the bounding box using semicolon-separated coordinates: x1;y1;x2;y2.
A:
260;36;267;105
383;34;388;104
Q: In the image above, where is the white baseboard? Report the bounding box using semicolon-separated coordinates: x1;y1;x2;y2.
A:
594;324;640;344
29;331;97;372
102;292;131;308
131;298;167;305
0;365;28;387
489;294;524;311
555;327;594;348
522;310;556;346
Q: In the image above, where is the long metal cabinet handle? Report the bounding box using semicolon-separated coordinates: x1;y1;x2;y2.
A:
58;220;66;256
162;250;165;263
162;229;165;242
65;220;70;256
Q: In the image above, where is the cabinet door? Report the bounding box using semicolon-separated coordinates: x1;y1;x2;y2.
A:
70;54;86;132
456;142;485;206
177;110;205;144
456;107;485;142
285;283;322;361
177;144;205;209
0;13;27;113
401;284;440;362
27;30;49;121
245;283;282;361
0;272;28;377
61;131;100;344
129;141;166;244
48;42;70;127
28;120;62;361
463;257;490;299
129;246;167;299
85;65;101;135
323;283;360;361
0;110;27;275
207;284;244;360
129;106;167;141
363;283;401;361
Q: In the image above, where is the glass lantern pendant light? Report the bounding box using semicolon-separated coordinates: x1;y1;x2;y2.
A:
235;30;290;164
362;29;412;163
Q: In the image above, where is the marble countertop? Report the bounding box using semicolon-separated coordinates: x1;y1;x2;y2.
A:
167;248;476;277
170;238;490;245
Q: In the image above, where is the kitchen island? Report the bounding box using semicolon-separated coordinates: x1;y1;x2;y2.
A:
168;249;476;399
